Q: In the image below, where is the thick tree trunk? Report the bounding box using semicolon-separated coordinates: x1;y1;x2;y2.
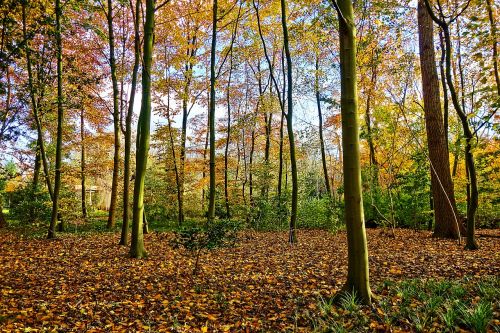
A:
423;0;478;249
107;0;121;230
130;0;155;258
80;109;87;219
417;0;460;239
48;0;64;238
336;0;371;305
208;0;218;223
120;0;140;246
315;54;331;198
280;0;298;244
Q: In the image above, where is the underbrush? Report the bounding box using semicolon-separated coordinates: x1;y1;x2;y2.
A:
305;276;500;332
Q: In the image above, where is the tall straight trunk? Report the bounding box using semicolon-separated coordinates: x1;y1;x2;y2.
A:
120;0;140;246
22;1;53;201
33;139;41;187
224;53;233;218
280;0;297;244
80;108;87;219
315;54;331;198
486;0;500;96
106;0;121;229
424;0;478;250
130;0;155;258
202;102;209;213
417;0;460;239
336;0;371;305
48;0;63;238
222;4;241;218
439;30;449;150
178;35;197;225
208;0;218;223
365;57;378;180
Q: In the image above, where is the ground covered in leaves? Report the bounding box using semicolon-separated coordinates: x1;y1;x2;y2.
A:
0;228;499;332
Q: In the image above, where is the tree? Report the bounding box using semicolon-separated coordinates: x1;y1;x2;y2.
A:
207;0;218;223
280;0;298;244
130;0;156;258
424;0;479;250
120;0;141;246
47;0;64;239
417;0;461;239
105;0;121;230
332;0;372;305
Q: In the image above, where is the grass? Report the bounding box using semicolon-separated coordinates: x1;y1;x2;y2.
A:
307;276;500;332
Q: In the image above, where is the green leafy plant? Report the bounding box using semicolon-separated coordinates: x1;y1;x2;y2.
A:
459;302;493;333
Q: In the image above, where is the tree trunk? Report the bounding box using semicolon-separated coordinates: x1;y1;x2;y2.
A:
48;0;64;238
120;0;140;246
485;0;500;96
33;138;41;188
417;0;460;239
224;53;233;218
130;0;155;258
423;0;478;249
336;0;371;305
315;54;331;198
107;0;121;230
80;108;87;219
281;0;298;244
208;0;218;223
22;1;53;201
439;31;449;150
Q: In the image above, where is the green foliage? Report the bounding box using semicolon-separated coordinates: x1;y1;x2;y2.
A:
9;185;51;224
459;302;493;333
171;219;240;252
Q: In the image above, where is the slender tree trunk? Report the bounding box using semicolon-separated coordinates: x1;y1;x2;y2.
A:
336;0;371;305
417;0;460;239
439;31;449;150
424;0;478;249
315;54;331;198
48;0;64;238
365;58;378;181
33;138;41;187
130;0;155;258
208;0;218;223
106;0;121;229
22;1;53;201
80;108;87;219
281;0;297;244
224;54;233;218
486;0;500;96
120;0;140;246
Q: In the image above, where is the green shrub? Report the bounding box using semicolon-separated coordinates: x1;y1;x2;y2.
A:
9;185;51;224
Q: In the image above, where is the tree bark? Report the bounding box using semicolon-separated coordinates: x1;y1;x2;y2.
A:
120;0;140;246
48;0;64;238
130;0;155;258
486;0;500;96
22;1;53;201
280;0;298;244
208;0;218;223
106;0;121;230
315;53;331;199
336;0;372;305
417;0;460;239
423;0;478;250
80;108;87;219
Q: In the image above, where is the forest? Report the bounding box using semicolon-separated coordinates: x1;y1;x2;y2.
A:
0;0;499;331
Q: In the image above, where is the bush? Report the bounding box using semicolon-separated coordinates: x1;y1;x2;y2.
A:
10;185;51;224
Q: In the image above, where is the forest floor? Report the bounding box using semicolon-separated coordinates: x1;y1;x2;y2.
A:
0;228;499;332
